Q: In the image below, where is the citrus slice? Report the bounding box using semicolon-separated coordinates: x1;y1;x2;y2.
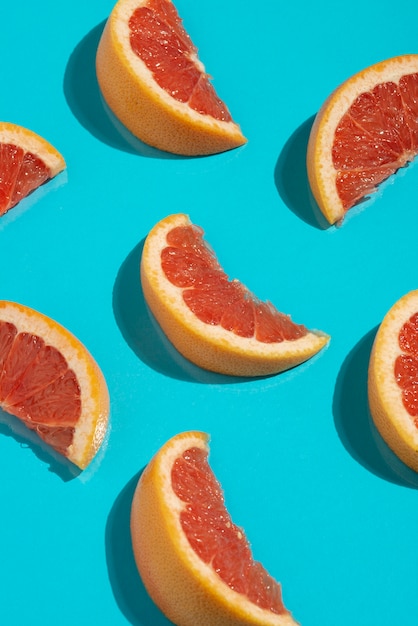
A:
131;430;299;626
368;290;418;472
140;213;329;377
0;122;65;216
0;301;109;469
96;0;246;155
307;54;418;225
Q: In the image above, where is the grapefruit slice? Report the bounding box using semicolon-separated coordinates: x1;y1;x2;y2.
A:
307;54;418;224
369;290;418;472
0;301;109;469
0;122;65;217
140;213;329;377
131;430;299;626
96;0;246;156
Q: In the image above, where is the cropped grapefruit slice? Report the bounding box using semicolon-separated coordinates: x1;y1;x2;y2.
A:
131;430;299;626
0;301;109;469
96;0;246;155
368;290;418;472
140;213;329;377
0;122;65;217
307;54;418;225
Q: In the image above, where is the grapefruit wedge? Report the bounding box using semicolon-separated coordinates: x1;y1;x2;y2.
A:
307;54;418;224
369;290;418;472
140;213;329;377
96;0;246;155
0;122;65;216
131;430;299;626
0;301;109;469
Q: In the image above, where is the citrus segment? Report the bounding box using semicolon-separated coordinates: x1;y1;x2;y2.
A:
395;312;418;423
162;224;308;342
131;430;299;626
0;122;65;216
0;301;109;469
96;0;246;155
172;445;286;614
140;213;329;376
368;290;418;472
128;0;231;121
307;54;418;224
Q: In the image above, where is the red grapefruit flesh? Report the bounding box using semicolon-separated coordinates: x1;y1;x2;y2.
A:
0;145;51;215
334;73;418;211
0;321;81;455
172;445;287;614
394;312;418;425
161;224;308;343
129;0;232;121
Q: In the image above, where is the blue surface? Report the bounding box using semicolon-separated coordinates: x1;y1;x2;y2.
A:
1;1;418;624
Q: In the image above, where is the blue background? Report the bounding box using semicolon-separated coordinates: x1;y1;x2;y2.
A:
1;1;418;624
